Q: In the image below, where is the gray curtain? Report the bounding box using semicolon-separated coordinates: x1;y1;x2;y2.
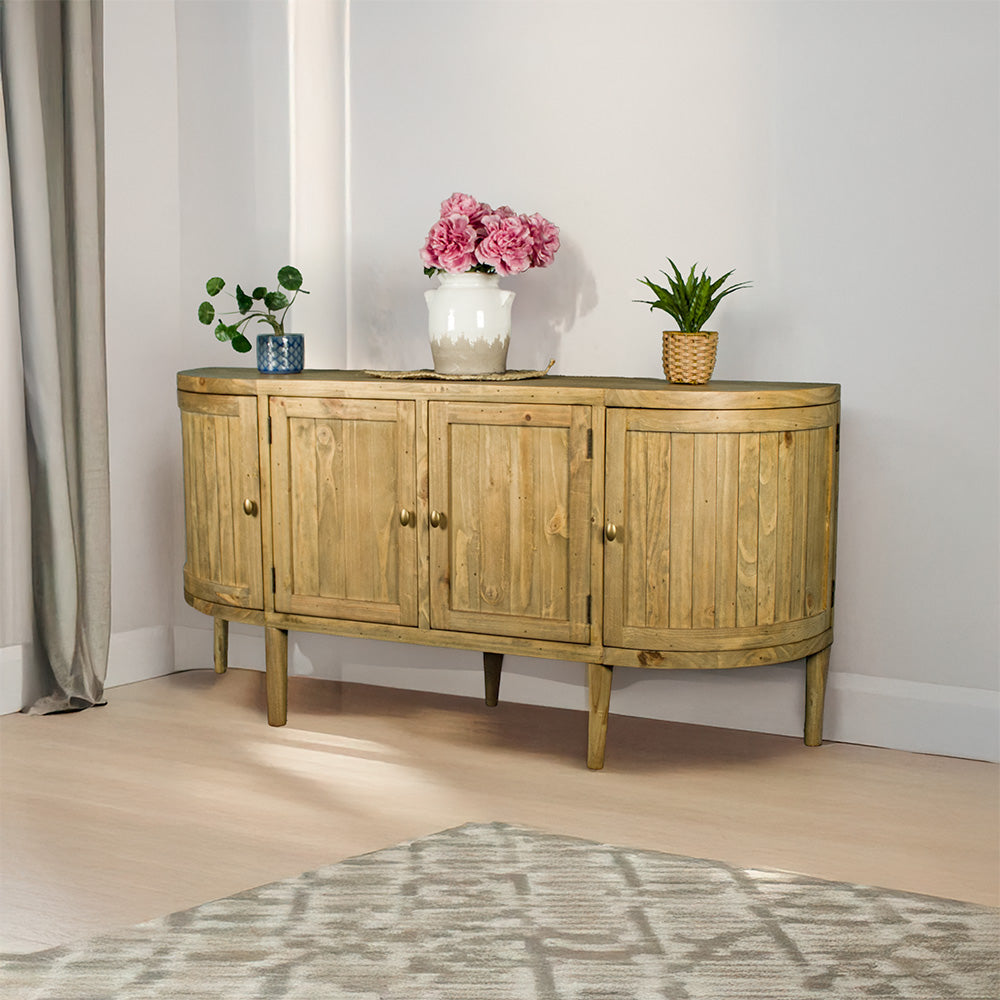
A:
1;0;110;713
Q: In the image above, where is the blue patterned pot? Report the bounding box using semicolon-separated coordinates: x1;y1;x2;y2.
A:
256;334;304;374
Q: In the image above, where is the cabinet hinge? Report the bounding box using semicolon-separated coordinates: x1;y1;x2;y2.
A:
586;594;592;624
267;416;272;445
830;579;836;607
586;428;593;460
835;423;840;452
271;567;276;594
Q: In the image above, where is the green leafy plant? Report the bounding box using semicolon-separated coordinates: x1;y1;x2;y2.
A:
636;259;750;332
198;265;308;353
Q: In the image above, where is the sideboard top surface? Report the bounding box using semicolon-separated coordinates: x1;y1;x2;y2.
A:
178;368;840;410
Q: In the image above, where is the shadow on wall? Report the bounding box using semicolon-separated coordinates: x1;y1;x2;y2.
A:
506;237;598;372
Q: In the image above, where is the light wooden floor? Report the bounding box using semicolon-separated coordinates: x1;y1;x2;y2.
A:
1;667;997;953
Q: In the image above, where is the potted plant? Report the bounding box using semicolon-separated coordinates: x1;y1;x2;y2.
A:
197;265;308;373
636;259;750;384
420;192;560;375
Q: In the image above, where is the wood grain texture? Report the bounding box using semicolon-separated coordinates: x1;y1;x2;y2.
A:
178;372;840;762
269;396;418;626
587;663;614;769
428;401;592;644
178;391;263;610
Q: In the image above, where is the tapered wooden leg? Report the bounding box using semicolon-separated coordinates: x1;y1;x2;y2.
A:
587;663;613;770
264;627;288;727
483;652;503;707
213;618;229;674
804;646;831;746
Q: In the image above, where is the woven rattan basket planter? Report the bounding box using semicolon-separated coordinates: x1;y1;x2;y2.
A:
662;331;718;384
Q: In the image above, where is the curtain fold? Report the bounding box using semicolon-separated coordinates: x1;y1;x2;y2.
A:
1;0;110;713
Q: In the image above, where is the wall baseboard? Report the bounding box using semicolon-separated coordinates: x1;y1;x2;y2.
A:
172;626;1000;763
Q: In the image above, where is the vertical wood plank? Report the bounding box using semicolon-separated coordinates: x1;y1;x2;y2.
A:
602;410;628;647
510;424;536;618
216;414;236;588
397;400;418;627
316;417;343;599
789;427;811;620
804;427;833;617
756;431;779;625
714;433;740;628
537;425;569;622
290;415;319;599
668;434;694;628
567;405;593;633
691;434;718;627
201;415;219;584
773;430;796;624
736;432;760;627
626;428;650;629
643;431;671;628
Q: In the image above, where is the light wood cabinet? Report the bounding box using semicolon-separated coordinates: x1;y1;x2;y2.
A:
427;401;594;643
178;391;264;612
269;395;418;626
178;370;839;768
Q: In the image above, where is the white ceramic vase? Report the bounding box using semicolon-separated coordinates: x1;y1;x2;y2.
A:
425;271;515;375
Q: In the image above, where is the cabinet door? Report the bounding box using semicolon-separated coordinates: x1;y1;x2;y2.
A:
269;396;418;626
178;391;264;610
428;401;592;643
604;405;838;651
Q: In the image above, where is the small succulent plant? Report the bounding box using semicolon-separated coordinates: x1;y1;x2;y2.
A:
637;259;750;332
198;265;308;353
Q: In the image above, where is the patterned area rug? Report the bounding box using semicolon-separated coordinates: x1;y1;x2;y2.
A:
3;822;997;999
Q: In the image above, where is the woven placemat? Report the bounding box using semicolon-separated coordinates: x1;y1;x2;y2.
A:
365;359;555;382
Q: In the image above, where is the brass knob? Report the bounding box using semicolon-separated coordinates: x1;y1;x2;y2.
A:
399;508;411;526
604;522;617;542
243;498;258;517
429;510;444;529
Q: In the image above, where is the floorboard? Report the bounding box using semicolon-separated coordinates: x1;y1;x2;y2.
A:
1;668;996;953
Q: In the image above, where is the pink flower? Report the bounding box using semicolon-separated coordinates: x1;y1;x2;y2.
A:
474;214;534;276
525;213;560;268
440;192;491;229
421;213;478;273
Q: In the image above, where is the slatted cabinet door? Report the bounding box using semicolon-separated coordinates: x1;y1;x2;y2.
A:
428;401;593;643
178;390;264;610
604;404;839;654
269;396;418;626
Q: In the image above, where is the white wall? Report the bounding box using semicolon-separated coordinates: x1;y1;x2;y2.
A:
16;1;993;762
339;0;1000;760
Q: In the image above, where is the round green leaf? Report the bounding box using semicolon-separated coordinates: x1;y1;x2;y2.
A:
231;334;253;353
252;286;267;300
264;290;289;311
277;266;302;291
214;320;231;342
198;301;215;325
206;276;225;296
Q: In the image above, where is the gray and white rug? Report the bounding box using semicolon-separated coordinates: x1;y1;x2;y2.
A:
3;822;997;999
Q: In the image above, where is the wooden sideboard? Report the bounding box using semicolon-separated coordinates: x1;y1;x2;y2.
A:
178;369;840;768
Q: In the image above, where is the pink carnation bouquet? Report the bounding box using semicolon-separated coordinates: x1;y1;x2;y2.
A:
421;192;560;277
